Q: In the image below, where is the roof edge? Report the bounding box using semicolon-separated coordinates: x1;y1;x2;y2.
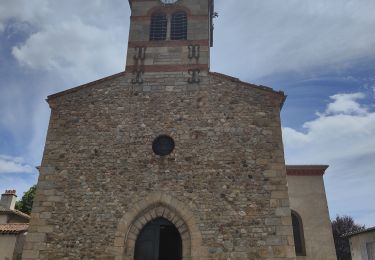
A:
0;223;29;235
47;71;127;102
286;165;329;176
209;72;286;109
345;227;375;238
0;207;31;220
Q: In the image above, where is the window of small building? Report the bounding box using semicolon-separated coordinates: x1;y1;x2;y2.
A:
292;211;306;256
170;11;187;40
150;12;168;41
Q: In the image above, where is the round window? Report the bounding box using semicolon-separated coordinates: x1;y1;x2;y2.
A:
152;135;175;156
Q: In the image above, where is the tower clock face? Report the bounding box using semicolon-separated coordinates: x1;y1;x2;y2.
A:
160;0;178;4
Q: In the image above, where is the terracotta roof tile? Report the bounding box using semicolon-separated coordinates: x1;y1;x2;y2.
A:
0;223;29;234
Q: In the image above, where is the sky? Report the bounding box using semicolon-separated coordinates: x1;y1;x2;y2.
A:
0;0;374;227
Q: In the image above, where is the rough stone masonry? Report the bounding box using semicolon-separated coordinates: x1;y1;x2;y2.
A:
23;0;297;259
24;72;295;259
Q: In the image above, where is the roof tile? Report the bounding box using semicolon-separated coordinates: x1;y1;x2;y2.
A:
0;224;29;234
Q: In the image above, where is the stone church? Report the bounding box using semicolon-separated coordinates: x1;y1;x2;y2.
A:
23;0;337;259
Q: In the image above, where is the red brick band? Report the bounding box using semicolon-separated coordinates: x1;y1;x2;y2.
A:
286;165;329;176
131;14;208;21
126;64;208;73
128;39;209;48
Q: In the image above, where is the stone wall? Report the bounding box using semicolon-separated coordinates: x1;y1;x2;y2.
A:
24;72;295;259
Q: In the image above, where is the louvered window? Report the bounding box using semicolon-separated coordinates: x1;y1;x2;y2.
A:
171;11;187;40
150;13;168;41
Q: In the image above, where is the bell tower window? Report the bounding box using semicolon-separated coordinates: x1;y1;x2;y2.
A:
150;12;168;41
171;11;188;40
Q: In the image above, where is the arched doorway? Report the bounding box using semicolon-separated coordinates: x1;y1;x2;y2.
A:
135;217;182;260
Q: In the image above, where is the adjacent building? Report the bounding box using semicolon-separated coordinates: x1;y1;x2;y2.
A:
0;190;30;259
348;227;375;260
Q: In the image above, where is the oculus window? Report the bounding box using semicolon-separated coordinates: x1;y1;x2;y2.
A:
152;135;175;156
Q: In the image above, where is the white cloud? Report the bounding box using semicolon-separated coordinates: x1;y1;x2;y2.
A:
0;0;50;29
283;93;375;226
283;93;375;163
212;0;375;80
326;93;367;115
0;155;33;174
1;0;128;82
4;1;375;81
12;18;125;81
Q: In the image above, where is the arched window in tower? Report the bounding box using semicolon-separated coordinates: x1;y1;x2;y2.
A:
291;211;306;256
150;12;168;41
171;11;188;40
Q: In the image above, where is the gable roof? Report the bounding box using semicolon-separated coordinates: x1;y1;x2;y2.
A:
209;72;286;108
46;71;286;109
47;71;126;102
0;223;29;235
0;205;31;220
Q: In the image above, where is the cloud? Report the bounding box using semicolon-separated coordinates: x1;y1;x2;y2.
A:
325;93;367;115
283;92;375;226
283;93;375;163
212;0;375;80
4;1;375;81
0;0;50;29
0;155;33;174
12;18;125;81
2;0;128;82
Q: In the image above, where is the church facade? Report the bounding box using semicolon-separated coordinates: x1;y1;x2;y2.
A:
23;0;336;259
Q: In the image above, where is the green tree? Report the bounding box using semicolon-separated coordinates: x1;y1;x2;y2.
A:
332;215;366;260
15;185;36;215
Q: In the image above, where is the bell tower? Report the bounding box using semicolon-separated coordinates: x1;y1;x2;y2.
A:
126;0;214;75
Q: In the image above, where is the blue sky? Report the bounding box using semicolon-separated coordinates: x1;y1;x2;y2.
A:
0;0;374;226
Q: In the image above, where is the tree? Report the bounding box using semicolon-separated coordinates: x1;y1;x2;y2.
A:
332;215;366;260
15;185;36;215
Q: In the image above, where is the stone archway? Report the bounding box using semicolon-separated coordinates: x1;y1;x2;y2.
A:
109;192;207;260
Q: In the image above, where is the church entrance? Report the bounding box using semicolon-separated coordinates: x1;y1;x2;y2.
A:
134;217;182;260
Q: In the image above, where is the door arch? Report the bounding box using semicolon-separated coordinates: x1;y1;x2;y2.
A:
135;217;182;260
110;193;208;260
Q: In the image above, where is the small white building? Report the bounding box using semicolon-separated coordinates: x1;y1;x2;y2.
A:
348;227;375;260
0;190;30;260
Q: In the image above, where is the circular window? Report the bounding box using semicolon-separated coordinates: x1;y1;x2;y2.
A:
152;135;175;156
